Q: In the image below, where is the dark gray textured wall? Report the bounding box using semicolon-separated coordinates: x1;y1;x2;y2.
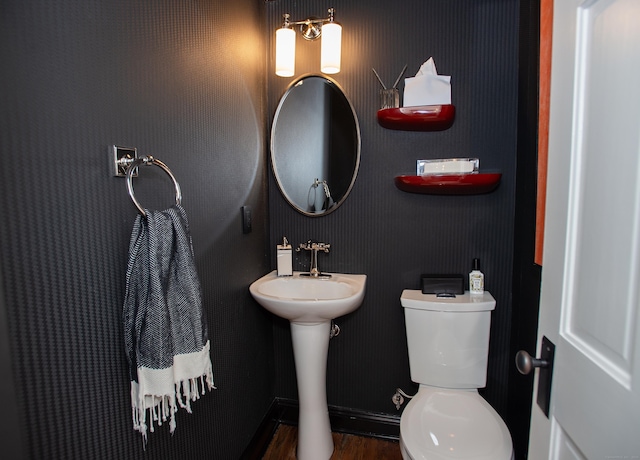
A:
0;0;524;457
266;0;519;418
0;1;272;459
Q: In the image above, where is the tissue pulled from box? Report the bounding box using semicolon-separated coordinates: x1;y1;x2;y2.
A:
403;57;451;107
417;158;479;175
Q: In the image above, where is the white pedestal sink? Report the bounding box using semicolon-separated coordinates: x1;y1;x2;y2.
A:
249;271;367;460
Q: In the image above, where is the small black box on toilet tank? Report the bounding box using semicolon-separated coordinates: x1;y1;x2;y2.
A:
421;274;465;295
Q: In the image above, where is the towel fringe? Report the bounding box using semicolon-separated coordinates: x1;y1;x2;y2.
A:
131;369;214;445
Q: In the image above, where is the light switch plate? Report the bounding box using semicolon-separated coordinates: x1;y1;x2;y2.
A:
242;206;252;234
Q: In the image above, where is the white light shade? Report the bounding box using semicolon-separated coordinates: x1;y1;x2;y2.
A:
320;22;342;74
275;27;296;77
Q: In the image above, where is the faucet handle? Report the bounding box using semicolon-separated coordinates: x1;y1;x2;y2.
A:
297;240;312;252
316;242;330;252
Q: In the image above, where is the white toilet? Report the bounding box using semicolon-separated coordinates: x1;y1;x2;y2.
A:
399;289;513;460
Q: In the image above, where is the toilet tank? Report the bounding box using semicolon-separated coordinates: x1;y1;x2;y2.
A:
400;290;496;389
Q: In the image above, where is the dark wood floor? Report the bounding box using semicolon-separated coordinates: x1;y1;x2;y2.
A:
262;424;403;459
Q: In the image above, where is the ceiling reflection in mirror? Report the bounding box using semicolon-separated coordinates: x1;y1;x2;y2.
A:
271;75;361;216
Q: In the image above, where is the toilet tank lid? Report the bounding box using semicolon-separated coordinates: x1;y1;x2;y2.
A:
401;290;496;312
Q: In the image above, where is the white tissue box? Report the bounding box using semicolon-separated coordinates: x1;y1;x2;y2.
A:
417;158;479;175
404;57;452;107
404;75;451;107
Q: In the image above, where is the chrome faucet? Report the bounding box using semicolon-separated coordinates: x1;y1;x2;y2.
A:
296;240;331;277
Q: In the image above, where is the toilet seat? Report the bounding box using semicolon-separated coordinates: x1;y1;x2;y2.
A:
400;387;512;460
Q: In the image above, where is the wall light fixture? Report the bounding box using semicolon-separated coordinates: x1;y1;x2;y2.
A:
275;7;342;77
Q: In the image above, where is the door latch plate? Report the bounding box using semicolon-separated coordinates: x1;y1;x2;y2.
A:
537;336;555;417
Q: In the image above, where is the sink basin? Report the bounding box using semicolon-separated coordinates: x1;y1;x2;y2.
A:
249;271;367;324
250;270;367;459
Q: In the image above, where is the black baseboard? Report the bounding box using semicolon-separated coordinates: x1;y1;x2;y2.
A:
241;398;401;459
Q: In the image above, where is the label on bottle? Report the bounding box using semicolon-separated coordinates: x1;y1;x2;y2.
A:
469;271;484;294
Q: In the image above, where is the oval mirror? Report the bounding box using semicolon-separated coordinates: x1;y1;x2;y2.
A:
271;75;361;216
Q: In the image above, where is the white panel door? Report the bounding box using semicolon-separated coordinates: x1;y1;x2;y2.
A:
529;0;640;458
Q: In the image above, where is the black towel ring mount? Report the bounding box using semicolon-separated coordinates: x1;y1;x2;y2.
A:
118;155;182;217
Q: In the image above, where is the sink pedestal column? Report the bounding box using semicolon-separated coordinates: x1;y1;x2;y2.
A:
290;321;334;460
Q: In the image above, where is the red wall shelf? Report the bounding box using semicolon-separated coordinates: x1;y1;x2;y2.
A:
394;173;501;195
377;104;456;131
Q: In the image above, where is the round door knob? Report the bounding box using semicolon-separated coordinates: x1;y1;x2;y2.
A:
515;350;549;375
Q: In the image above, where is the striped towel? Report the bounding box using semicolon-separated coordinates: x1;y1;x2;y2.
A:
123;204;214;443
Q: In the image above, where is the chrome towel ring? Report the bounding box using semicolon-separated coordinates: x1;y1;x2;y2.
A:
124;155;182;216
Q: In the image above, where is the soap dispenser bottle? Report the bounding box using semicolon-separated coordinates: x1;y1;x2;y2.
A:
277;237;293;277
469;258;484;294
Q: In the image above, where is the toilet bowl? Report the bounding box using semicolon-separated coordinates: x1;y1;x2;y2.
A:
399;386;512;460
400;289;513;460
